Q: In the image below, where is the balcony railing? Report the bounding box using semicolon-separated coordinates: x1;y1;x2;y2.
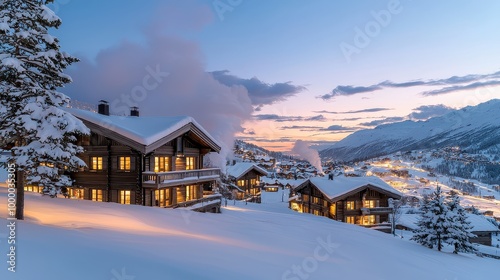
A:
360;207;393;215
173;194;222;209
143;168;221;188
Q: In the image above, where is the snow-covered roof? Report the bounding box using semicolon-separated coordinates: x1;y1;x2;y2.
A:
63;108;221;154
300;176;402;201
398;214;499;232
226;162;268;179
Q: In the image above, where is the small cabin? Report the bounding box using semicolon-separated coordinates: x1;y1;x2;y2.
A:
226;162;268;200
290;176;402;226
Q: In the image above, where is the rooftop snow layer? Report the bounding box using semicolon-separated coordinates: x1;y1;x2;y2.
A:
226;162;268;179
309;176;402;200
63;107;220;147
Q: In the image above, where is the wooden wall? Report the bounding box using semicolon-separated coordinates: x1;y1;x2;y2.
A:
73;132;210;206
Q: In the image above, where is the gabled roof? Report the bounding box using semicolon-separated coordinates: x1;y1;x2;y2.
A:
64;108;221;154
226;162;268;180
295;176;402;201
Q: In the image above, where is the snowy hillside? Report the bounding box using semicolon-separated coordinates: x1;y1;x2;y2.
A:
321;99;500;162
0;183;499;279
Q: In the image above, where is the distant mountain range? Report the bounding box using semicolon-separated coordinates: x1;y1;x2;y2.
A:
321;99;500;162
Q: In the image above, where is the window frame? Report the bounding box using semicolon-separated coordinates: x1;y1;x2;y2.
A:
346;201;356;210
90;156;103;171
92;189;103;202
154;156;170;172
120;190;131;205
118;156;131;171
185;156;196;170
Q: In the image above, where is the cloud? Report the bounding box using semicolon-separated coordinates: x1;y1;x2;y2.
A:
242;128;256;135
320;125;354;131
359;103;453;126
409;104;454;120
280;125;323;131
319;85;381;100
421;80;500;96
314;108;392;114
331;117;363;121
238;137;293;143
211;70;306;106
320;70;500;100
359;117;406;127
305;114;327;121
253;114;326;122
280;124;357;133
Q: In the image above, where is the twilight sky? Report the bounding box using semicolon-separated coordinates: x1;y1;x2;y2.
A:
52;0;500;152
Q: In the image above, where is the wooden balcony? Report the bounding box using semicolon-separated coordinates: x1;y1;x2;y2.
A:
142;168;221;188
360;207;393;215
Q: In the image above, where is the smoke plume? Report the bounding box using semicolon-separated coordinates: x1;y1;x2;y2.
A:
291;140;323;173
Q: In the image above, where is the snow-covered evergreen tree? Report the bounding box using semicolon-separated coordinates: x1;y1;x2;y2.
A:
0;0;89;219
411;186;450;251
445;191;476;254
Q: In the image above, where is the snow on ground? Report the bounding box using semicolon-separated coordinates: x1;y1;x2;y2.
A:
0;183;499;280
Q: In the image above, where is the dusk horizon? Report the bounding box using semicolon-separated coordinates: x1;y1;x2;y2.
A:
52;0;500;152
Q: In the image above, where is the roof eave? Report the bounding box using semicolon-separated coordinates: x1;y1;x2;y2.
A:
79;119;147;153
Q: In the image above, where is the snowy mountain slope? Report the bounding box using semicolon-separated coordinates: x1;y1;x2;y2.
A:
0;185;499;280
321;99;500;162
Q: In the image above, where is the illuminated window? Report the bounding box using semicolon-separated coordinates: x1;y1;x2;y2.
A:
90;156;103;170
154;156;170;172
155;189;169;207
363;200;378;208
346;216;355;224
69;188;84;199
361;215;377;225
119;156;131;171
237;180;245;187
120;190;131;204
346;201;356;210
186;157;195;170
186;185;196;201
92;189;103;202
40;162;54;168
330;203;336;216
250;179;256;186
313;209;321;216
312;197;320;204
159;189;165;207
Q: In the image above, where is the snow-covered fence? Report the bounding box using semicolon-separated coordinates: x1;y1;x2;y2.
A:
174;194;222;213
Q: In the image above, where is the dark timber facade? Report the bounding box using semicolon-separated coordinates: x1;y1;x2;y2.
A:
290;178;402;226
61;104;221;207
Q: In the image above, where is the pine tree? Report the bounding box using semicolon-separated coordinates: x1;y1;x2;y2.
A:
0;0;89;219
446;191;476;254
411;186;450;251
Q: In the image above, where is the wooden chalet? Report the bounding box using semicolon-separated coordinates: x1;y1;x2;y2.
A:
289;176;402;226
226;162;268;199
59;101;221;208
